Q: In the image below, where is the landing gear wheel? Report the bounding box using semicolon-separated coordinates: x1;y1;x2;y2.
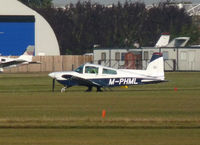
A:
96;86;103;92
85;86;92;92
61;87;66;93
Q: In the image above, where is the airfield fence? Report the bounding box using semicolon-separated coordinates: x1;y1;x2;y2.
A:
4;55;93;73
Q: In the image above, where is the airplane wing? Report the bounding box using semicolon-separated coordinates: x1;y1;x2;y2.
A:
0;60;41;68
0;60;27;68
62;74;101;87
28;61;41;64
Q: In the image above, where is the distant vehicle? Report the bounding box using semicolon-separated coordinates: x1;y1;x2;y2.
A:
0;46;40;72
49;52;166;92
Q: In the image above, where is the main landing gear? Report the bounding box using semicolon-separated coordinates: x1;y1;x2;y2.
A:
85;86;92;92
85;86;102;92
97;86;103;92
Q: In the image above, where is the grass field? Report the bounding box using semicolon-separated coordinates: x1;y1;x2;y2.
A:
0;72;200;145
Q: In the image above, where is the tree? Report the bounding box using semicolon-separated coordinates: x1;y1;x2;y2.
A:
19;0;52;8
26;1;200;54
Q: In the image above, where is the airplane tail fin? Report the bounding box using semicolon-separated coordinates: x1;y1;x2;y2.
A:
18;46;35;61
22;45;35;56
155;33;170;48
146;52;164;80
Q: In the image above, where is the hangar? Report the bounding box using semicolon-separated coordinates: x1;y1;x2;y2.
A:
0;0;60;56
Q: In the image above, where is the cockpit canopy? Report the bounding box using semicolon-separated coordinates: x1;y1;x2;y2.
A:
74;65;84;73
85;66;98;74
74;64;117;75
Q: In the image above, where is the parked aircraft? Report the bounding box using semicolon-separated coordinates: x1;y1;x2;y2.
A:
0;46;40;72
49;52;166;92
155;33;170;48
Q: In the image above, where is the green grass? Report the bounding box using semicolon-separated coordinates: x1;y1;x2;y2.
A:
0;72;200;144
1;129;200;145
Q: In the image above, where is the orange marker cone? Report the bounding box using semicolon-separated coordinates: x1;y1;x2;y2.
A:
174;87;178;91
102;110;106;118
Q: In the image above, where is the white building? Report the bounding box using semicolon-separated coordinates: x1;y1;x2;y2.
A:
0;0;60;56
93;37;200;71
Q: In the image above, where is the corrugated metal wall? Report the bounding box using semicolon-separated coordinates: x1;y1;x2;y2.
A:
4;55;93;73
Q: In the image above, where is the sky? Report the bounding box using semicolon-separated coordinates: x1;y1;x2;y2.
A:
53;0;199;6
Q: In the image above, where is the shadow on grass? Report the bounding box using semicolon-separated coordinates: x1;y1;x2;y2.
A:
0;86;199;93
1;125;200;129
47;88;200;93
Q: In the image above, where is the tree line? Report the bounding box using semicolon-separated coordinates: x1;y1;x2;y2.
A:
19;0;52;8
20;0;200;55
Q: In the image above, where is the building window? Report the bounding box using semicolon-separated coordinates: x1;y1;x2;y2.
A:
121;53;126;61
144;51;148;60
101;52;106;61
115;52;120;61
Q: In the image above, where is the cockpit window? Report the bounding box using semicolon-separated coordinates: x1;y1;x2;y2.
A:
74;65;84;73
102;68;117;75
85;66;98;74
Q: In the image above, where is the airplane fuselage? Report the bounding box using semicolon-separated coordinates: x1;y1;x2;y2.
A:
49;52;165;92
49;63;164;88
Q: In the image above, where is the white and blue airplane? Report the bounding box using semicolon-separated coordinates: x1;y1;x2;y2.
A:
49;52;166;92
0;46;40;72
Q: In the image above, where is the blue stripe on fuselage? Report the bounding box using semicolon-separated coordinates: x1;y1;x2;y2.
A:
57;80;78;87
57;78;143;87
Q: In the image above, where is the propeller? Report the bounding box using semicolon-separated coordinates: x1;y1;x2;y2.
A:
52;78;55;92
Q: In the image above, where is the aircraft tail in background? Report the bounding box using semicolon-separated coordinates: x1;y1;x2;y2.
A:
155;33;170;48
22;45;35;56
18;45;35;61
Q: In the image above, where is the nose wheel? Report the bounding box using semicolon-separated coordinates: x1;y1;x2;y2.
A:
61;87;66;93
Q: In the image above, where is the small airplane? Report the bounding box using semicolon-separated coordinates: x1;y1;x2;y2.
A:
0;46;40;72
49;52;166;92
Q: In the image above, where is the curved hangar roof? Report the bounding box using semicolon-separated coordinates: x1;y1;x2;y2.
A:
0;0;60;56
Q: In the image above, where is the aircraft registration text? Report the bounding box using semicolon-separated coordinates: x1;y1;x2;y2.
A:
109;78;138;86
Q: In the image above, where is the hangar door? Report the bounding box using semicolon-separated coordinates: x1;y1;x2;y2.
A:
0;16;35;56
